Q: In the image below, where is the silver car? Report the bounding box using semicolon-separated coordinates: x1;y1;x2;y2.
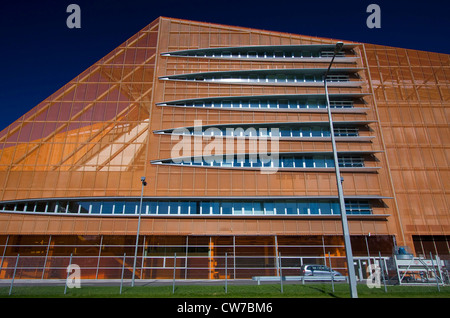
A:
300;264;342;277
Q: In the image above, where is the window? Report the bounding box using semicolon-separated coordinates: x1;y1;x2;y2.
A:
158;201;169;214
221;202;233;215
286;202;297;214
2;199;373;216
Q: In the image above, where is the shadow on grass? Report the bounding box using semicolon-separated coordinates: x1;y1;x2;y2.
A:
305;285;340;298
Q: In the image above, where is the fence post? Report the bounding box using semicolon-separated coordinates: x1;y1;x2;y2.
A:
64;253;73;295
279;252;283;293
9;254;19;296
328;252;334;293
41;235;51;279
429;252;440;292
225;253;228;294
120;253;126;294
173;253;177;294
378;252;387;293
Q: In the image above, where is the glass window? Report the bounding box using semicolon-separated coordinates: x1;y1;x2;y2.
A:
310;202;319;215
233;202;244;215
280;127;291;137
158;201;169;214
200;202;211;215
331;202;340;215
291;128;300;137
253;202;264;215
298;202;309;214
248;74;258;82
305;156;314;167
278;99;289;108
67;201;79;214
78;202;90;214
90;201;102;214
286;74;296;82
211;201;220;214
124;202;136;214
274;51;284;58
311;127;322;137
276;74;287;82
264;202;274;215
286;202;297;215
315;156;325;168
145;201;157;214
319;201;331;215
102;202;114;214
274;202;286;215
250;99;260;108
294;157;304;168
221;202;233;215
219;100;230;108
243;202;253;215
168;202;179;215
283;157;294;168
302;128;311;137
267;74;276;82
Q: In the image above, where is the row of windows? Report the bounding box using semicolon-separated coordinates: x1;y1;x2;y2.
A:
165;125;359;138
162;73;349;83
162;45;353;61
157;154;365;168
161;99;354;110
165;50;346;59
0;199;372;216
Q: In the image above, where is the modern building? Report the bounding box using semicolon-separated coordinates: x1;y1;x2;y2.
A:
0;17;448;280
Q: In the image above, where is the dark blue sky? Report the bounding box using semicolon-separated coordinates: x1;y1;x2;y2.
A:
0;0;449;131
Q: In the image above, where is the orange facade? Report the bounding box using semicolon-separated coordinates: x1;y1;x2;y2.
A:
0;17;448;278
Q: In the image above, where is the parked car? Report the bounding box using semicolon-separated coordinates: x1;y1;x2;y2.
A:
300;264;343;277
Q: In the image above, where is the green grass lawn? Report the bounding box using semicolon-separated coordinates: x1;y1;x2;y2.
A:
1;283;449;298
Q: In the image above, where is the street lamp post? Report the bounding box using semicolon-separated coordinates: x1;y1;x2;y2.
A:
131;176;147;287
323;42;358;298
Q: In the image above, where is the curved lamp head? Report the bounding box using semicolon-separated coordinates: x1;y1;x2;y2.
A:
335;42;344;53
